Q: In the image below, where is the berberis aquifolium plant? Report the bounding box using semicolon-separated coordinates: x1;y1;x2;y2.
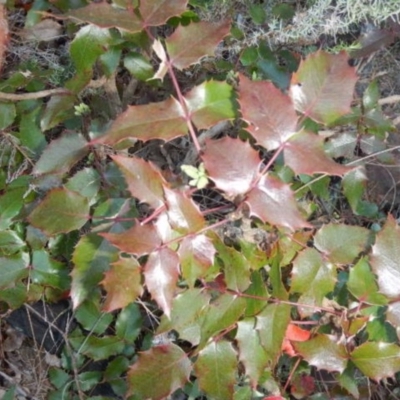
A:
2;0;400;398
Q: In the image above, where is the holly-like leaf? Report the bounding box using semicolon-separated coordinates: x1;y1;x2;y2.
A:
200;294;246;345
28;188;89;236
314;223;370;264
128;343;191;399
178;234;215;287
293;334;348;373
66;3;142;33
202;137;261;197
144;247;180;318
166;20;230;70
186;81;235;129
291;248;336;317
101;223;161;256
290;50;357;124
164;187;205;234
111;155;167;210
40;94;75;131
93;97;186;145
351;342;400;380
71;233;119;308
157;288;210;345
236;318;270;387
238;74;298;150
0;253;29;289
370;215;400;299
284;131;350;176
70;335;125;361
387;301;400;330
101;257;143;312
141;0;188;27
194;340;237;400
115;302;143;342
33;132;88;175
246;174;312;230
347;258;387;305
256;303;291;364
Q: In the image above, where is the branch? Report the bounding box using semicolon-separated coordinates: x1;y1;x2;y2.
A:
0;88;71;101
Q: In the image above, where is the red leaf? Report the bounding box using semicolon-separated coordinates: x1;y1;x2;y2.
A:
202;137;261;197
66;3;142;33
144;248;180;318
284;131;350;176
290;50;358;124
101;223;162;256
166;20;230;70
291;374;315;397
165;187;205;234
101;257;143;312
127;343;191;399
282;323;311;357
141;0;188;27
93;97;186;145
246;175;312;230
111;155;167;210
238;74;298;150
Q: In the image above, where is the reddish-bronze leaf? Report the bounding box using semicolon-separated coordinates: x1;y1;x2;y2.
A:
128;343;191;399
282;323;311;357
166;20;230;70
238;74;298;150
290;50;357;124
178;234;215;287
0;4;9;74
284;131;350;176
101;257;143;312
144;248;180;318
246;175;312;230
165;187;205;234
93;97;186;145
141;0;188;27
66;3;142;33
202;137;261;197
111;155;167;210
100;223;162;256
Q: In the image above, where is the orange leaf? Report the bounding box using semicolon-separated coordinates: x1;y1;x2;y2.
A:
282;323;311;356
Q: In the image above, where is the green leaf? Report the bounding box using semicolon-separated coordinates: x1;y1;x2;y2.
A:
116;302;143;342
236;318;270;386
157;288;210;345
33;132;89;175
370;215;400;299
363;80;380;111
347;258;387;305
75;298;113;335
314;223;370;264
0;187;26;229
351;341;400;380
40;95;76;131
77;371;101;392
28;188;90;236
71;233;119;308
0;102;16;129
65;167;101;205
0;230;25;255
240;47;258;66
31;249;70;290
70;335;125;361
186;80;236;129
127;343;191;399
0;253;29;288
256;303;291;364
249;4;266;25
200;294;246;346
49;368;70;389
293;334;348;373
124;52;154;81
243;270;269;317
291;248;336;317
194;340;237;400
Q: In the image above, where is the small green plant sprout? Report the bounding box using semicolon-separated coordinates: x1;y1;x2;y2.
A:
74;102;90;116
181;162;209;189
